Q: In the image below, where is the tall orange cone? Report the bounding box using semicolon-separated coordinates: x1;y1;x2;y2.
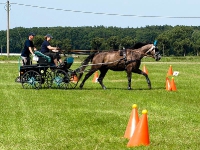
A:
92;71;99;83
142;64;148;74
127;110;150;147
167;65;173;76
171;77;177;91
166;77;172;91
124;104;140;139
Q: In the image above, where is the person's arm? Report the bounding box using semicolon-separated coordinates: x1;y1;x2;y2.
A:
47;45;58;50
28;47;35;55
47;45;60;52
27;40;36;55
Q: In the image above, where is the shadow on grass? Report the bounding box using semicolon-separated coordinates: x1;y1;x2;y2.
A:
74;86;164;91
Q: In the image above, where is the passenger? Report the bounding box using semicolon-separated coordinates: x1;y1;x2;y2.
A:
15;32;37;82
21;32;37;65
40;34;62;66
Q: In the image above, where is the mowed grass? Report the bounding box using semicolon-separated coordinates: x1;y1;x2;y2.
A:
0;59;200;150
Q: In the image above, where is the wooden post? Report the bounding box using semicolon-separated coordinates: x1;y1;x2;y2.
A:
7;0;10;57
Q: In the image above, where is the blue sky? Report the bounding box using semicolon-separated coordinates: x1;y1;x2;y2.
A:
0;0;200;31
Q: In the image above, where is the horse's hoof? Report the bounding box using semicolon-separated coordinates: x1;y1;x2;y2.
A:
127;87;132;90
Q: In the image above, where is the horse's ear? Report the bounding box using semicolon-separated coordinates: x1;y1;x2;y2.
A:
154;40;157;46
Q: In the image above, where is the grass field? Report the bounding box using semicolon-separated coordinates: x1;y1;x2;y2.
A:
0;57;200;150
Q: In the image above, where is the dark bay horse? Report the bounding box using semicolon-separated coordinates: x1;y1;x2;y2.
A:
78;43;161;90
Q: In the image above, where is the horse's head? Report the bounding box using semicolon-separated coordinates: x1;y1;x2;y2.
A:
146;44;161;61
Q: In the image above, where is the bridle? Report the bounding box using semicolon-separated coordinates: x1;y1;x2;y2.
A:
145;45;155;55
145;45;160;59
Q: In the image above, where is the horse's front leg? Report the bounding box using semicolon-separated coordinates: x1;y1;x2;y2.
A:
141;70;151;89
126;71;132;90
142;71;151;89
133;69;151;89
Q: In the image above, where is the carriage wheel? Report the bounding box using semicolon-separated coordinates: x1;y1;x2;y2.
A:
21;70;42;89
51;69;70;89
67;70;78;89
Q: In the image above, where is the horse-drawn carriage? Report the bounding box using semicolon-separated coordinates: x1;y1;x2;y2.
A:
16;51;79;89
16;42;161;90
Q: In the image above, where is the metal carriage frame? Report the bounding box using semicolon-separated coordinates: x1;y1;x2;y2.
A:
18;52;78;90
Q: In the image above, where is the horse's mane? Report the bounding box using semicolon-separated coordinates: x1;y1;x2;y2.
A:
129;42;149;49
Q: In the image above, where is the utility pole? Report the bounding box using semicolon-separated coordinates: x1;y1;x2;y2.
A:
6;0;10;57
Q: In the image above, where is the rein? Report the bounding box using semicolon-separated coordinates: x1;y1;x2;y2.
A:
80;45;155;69
75;46;154;74
75;57;126;74
81;57;125;67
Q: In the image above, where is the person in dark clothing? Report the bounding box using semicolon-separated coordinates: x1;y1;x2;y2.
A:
16;32;37;82
41;34;62;66
21;32;37;65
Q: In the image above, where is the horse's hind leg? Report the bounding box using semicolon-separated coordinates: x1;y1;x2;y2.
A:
126;71;132;90
98;69;108;90
79;70;96;89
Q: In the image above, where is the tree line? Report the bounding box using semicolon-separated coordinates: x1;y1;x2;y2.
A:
0;25;200;56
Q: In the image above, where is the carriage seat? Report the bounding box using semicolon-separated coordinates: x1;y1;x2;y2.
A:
63;57;74;69
34;51;52;66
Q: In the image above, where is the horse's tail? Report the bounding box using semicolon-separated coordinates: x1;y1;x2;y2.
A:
81;52;96;66
74;52;96;80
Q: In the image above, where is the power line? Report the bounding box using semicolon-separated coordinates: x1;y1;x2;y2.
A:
0;2;199;19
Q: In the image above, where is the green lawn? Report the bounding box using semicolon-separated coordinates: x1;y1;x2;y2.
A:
0;58;200;150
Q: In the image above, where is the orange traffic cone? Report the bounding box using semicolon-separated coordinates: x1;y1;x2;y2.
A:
167;65;173;76
127;110;150;147
142;64;148;74
124;104;140;139
92;71;99;83
166;77;172;91
171;77;177;91
72;75;79;82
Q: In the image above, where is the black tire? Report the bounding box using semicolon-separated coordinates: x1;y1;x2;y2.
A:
21;70;42;89
51;69;69;89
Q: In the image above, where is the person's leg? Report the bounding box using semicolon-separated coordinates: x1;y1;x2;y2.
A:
52;53;59;66
16;57;30;82
56;52;62;64
59;58;62;63
53;59;58;66
44;52;55;66
21;56;30;65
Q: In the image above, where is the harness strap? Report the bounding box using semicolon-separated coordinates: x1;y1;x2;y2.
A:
125;59;137;65
123;48;127;61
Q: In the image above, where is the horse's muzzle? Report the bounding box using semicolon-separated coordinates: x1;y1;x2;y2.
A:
155;53;161;61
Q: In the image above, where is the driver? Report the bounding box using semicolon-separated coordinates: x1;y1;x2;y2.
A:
40;34;62;66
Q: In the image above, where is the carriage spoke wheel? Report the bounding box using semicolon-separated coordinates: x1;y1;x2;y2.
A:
68;70;78;89
51;69;70;89
21;70;42;89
